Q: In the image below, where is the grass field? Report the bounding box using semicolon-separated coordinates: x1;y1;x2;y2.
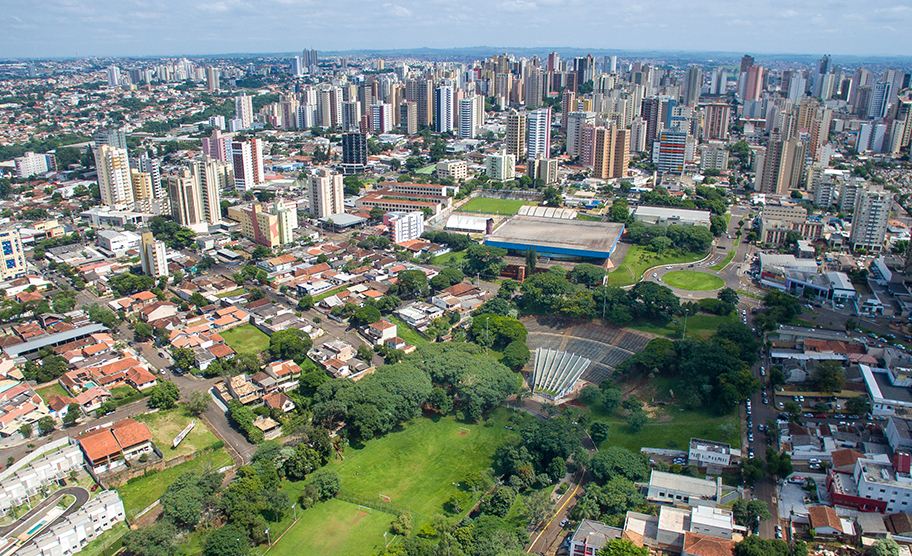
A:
385;316;429;346
432;251;466;267
266;499;394;556
35;382;69;401
584;376;740;451
314;285;349;302
607;245;706;287
459;197;532;215
709;250;736;271
662;271;724;291
117;448;233;519
221;324;270;355
628;312;738;340
134;407;222;459
216;287;247;298
415;164;437;175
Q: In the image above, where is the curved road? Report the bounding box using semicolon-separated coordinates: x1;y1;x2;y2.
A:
0;486;89;538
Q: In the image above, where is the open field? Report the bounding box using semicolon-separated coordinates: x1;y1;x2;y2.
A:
215;287;247;298
432;251;466;267
385;316;429;346
116;449;233;519
583;375;740;451
134;407;223;459
628;312;738;340
607;245;705;287
35;382;69;401
221;324;270;355
458;197;533;215
662;271;724;291
314;285;349;302
265;499;394;556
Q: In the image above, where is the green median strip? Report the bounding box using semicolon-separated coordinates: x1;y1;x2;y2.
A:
710;250;736;271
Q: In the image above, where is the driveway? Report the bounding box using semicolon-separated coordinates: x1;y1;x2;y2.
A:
0;486;89;538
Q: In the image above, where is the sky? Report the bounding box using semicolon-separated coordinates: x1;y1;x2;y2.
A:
2;0;912;59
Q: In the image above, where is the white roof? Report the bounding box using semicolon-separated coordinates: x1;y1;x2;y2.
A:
649;470;718;497
445;214;489;232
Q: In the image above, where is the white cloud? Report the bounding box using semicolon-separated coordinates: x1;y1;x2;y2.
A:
780;9;798;17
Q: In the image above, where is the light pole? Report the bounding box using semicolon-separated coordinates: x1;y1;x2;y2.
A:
266;528;271;547
292;502;297;520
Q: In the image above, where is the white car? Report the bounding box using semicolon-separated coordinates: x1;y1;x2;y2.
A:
653;272;658;277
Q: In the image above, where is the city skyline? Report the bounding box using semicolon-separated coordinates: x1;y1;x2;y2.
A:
2;0;912;59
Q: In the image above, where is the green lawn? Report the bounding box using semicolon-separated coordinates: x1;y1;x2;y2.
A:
662;270;724;291
459;197;533;215
710;250;736;271
415;164;437;175
432;251;467;266
577;213;603;222
607;245;706;287
36;382;69;401
266;499;395;556
117;449;233;519
385;316;429;346
134;407;223;459
628;312;738;340
77;521;128;556
221;324;270;355
314;285;349;302
216;287;247;298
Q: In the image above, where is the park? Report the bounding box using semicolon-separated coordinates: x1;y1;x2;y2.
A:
661;270;725;291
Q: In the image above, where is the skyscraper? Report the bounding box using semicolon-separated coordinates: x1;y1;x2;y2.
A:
195;155;224;225
526;108;551;160
232;137;264;191
505;111;527;160
167;168;203;227
206;67;219;92
140;231;168;278
652;128;691;175
850;185;892;253
342;100;361;132
683;66;703;106
106;65;121;88
405;78;433;127
458;95;483;139
235;94;254;129
94;144;133;206
400;102;418;135
308;169;344;218
591;124;629;179
566;112;596;158
341;132;367;174
93;128;128;150
302;49;319;69
744;66;764;101
702;104;731;140
434;84;454;133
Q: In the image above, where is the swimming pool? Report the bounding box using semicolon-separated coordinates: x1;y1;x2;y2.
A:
26;521;46;535
83;382;97;390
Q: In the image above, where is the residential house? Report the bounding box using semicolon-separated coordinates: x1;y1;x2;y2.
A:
365;320;397;345
226;375;260;405
252;416;282;440
569;519;623;556
808;505;845;536
681;533;735;556
264;392;295;413
73;386;112;412
76;418;155;473
396;301;444;328
139;301;179;323
125;367;158;391
262;360;303;391
0;384;50;437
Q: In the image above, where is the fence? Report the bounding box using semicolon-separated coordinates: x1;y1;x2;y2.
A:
334;492;409;516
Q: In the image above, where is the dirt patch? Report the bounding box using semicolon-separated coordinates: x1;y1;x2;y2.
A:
459;431;468;436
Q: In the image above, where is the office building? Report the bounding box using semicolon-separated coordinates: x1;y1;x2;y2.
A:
194;155;224;225
870;81;893;119
95;144;133;206
167;168;203;227
232;137;264;191
458;95;483;139
140;231;168;278
566;112;596;158
14;152;50;178
591;124;629;180
434;84;454;133
485;151;516;181
308;168;344;218
384;211;425;243
0;226;26;281
234;94;254;130
505;111;527;160
341;132;368;174
302;49;318;69
526;108;551;160
206;67;219;92
292;56;304;77
850;186;892;253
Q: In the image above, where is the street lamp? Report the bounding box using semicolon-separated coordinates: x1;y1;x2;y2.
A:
265;528;271;546
292;502;297;520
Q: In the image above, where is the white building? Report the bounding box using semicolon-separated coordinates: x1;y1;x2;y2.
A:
646;470;722;507
436;160;468;182
234;93;254;129
688;438;732;467
0;444;84;515
273;198;299;245
95;229;141;255
850;185;892;253
566;112;596;158
458;95;484;139
94;144;133;206
632;205;711;227
140;231;168;278
14;152;50;178
232;137;265;192
434;85;454;133
0;226;27;281
526;108;552;160
384;211;425;243
17;490;125;556
308;168;344;218
485;151;515;181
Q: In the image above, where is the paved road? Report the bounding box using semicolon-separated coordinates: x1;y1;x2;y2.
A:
0;486;89;538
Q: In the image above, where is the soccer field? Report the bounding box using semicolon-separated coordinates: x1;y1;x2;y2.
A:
459;197;532;215
269;499;393;556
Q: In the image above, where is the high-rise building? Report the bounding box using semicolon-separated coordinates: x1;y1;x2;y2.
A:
744;66;764;101
342;100;361;132
683;66;703;106
234;203;280;248
95;145;133;206
698;142;729;172
702;104;731;140
630;117;648;153
710;67;729;95
591;124;629;179
756;135;806;195
231;137;264;191
528;154;558;185
850;185;892;253
202;129;232;162
140;231;168;278
870;81;893;119
400;101;418;135
234;94;254;130
458;95;482;139
405;78;433;127
195;155;224;225
206;67;219;92
167;168;203;227
134;155;164;200
505;111;527;160
130;169;154;206
434;85;454;133
308;168;344;218
740;55;754;75
106;65;121;88
652;128;691;175
371;103;394;133
809;164;845;209
566;112;596;158
14;152;50;178
526;108;551;160
383;211;425;243
561;91;576;130
273;198;298;245
840;177;864;213
341;132;368;174
0;226;26;281
302;49;319;69
485;151;516;181
292;56;304;77
94;128;127;151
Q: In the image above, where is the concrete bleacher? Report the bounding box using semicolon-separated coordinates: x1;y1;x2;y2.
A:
531;348;591;399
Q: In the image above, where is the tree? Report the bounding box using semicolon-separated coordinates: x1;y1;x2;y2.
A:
525;247;537;274
589;447;648;483
37;416;55;435
203;524;250;556
501;340;531;369
626;409;647;432
569;263;606;288
369;206;386;220
185;390;210;416
269;328;312;363
123;521;178;556
297;295;314;311
710;215;728;236
718;287;739;305
19;423;32;438
813;360;846;393
171;347;196;372
134;322;153;342
846;396;871;415
734;535;790;556
392;270;428;299
590;422;610;444
392;512;414;536
251;245;272;260
868;539;901;556
311;469;342;499
190;292;208;307
464;244;507;278
62;403;80;426
598;539;649;556
741;456;765;486
149;381;180;409
351;305;382;327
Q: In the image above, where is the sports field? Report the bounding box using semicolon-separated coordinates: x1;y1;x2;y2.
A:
459;197;532;215
662;270;724;291
268;499;393;556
